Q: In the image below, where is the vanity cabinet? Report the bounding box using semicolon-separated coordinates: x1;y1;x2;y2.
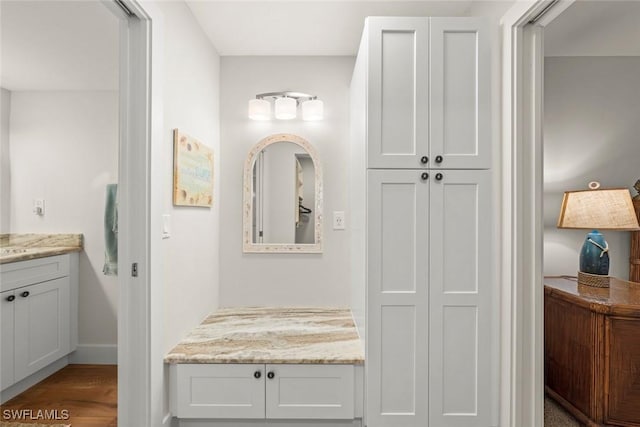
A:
365;17;490;170
0;254;77;391
170;364;355;420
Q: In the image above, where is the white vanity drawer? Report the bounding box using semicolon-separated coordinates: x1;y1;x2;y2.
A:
0;255;70;292
265;364;355;420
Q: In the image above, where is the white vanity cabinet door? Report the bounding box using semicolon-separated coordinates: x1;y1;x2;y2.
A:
429;169;494;426
14;277;70;382
171;364;266;419
265;364;354;419
429;18;491;170
366;170;429;427
1;291;16;390
367;17;429;169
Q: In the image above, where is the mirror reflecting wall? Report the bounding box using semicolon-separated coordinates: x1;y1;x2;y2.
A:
243;134;322;253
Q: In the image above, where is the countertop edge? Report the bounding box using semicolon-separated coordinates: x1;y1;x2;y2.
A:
0;246;83;264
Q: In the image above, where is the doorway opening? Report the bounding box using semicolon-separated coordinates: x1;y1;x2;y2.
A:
501;1;640;426
1;1;120;424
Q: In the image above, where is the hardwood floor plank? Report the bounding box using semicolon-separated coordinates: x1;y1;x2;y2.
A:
1;364;117;427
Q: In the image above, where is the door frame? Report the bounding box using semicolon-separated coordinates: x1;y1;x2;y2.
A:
104;0;164;425
500;1;574;426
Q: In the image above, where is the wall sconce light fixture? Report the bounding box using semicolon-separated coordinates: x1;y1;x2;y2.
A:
248;92;323;121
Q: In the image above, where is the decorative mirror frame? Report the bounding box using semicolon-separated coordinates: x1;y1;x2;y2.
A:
243;133;323;253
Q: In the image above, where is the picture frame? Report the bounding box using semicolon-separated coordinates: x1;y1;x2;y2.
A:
173;129;214;207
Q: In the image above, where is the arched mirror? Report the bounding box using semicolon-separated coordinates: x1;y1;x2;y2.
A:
243;134;323;253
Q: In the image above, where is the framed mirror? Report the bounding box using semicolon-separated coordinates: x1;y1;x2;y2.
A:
243;134;323;253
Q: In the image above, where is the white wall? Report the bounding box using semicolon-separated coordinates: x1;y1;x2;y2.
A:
0;88;10;233
9;91;119;346
544;57;640;279
159;1;221;355
219;56;354;307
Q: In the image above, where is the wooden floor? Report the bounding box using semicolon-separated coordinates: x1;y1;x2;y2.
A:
1;364;117;427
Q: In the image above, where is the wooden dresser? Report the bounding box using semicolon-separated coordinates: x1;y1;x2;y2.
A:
545;277;640;427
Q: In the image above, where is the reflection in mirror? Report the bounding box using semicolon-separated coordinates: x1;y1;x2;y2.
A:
252;144;315;244
243;134;322;253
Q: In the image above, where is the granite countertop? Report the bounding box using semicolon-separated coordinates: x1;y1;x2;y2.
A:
0;234;84;264
165;307;364;365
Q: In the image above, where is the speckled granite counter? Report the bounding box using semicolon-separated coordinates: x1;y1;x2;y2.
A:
0;233;83;264
165;307;364;365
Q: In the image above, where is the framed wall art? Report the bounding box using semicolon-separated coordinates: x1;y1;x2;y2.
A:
173;129;214;207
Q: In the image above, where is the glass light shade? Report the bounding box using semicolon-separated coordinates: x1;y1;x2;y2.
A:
557;188;640;230
302;99;323;121
275;97;297;120
248;99;271;120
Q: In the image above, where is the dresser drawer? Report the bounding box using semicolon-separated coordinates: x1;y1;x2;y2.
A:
0;255;70;292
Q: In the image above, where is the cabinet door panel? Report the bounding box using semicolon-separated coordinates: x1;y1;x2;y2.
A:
1;291;15;390
430;18;490;169
367;17;429;169
367;170;428;427
429;170;494;426
14;277;70;382
265;364;354;419
173;364;265;419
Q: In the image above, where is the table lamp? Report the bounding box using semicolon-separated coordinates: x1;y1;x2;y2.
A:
557;182;640;288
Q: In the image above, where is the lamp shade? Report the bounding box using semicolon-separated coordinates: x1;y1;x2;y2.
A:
248;99;270;120
557;188;640;230
275;97;297;120
302;99;323;121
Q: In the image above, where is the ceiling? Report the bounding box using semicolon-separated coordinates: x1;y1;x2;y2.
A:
1;1;119;91
545;1;640;57
185;1;474;56
6;0;639;91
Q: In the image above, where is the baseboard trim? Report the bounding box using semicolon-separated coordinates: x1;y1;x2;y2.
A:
69;344;118;365
1;356;69;404
163;412;174;427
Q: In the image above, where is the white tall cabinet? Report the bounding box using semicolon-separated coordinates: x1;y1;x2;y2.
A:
350;17;496;427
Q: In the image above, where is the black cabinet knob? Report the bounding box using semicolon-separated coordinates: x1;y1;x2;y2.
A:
267;371;275;379
435;173;443;181
435;155;443;163
421;172;429;181
420;156;429;164
21;291;30;298
254;371;261;379
6;295;15;302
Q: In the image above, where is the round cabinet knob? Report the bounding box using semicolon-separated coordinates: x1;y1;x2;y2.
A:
267;371;275;379
435;173;443;181
420;156;429;164
6;295;15;302
254;371;262;379
21;291;30;298
421;172;429;181
435;155;443;164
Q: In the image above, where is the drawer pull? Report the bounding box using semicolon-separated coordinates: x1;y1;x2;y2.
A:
267;371;275;379
435;155;443;163
6;295;15;302
421;172;429;181
420;156;429;164
435;173;443;181
254;371;261;379
21;291;30;298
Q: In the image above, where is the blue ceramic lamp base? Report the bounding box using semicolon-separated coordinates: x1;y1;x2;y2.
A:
578;230;611;288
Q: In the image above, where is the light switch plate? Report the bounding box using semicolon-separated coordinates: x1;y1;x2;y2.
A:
33;199;45;216
162;214;171;239
333;211;345;230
